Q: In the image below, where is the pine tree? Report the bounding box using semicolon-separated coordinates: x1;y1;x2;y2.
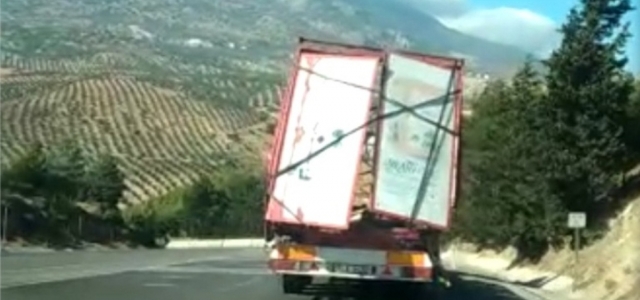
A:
543;0;635;213
459;77;522;248
459;61;565;259
84;154;126;219
43;140;87;199
625;79;640;158
1;143;47;199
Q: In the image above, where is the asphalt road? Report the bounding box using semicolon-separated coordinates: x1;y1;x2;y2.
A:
1;248;544;300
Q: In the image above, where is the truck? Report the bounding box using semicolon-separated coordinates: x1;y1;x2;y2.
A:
263;37;465;296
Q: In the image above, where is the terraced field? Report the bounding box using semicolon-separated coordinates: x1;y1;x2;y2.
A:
0;56;283;205
0;43;486;206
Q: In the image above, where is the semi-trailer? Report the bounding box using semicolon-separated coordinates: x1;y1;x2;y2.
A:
263;37;464;296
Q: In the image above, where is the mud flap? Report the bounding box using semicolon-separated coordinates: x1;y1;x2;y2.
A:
281;274;312;294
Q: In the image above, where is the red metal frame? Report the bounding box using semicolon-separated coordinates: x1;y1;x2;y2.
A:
264;37;385;230
264;37;466;234
299;37;463;67
450;67;464;210
264;42;303;237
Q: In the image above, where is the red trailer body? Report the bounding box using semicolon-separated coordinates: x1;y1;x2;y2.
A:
263;37;464;295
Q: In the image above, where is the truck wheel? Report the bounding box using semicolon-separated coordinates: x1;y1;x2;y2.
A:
154;235;170;249
430;283;448;300
281;275;311;294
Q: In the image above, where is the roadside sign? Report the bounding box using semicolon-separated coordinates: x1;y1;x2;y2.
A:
567;212;586;229
567;211;586;291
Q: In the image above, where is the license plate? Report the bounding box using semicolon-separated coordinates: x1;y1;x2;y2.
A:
329;263;370;274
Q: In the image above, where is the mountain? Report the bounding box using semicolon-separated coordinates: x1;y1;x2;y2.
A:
333;0;533;75
1;0;530;77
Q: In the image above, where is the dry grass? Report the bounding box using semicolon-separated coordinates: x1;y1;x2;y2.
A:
535;193;640;300
447;167;640;300
472;186;640;300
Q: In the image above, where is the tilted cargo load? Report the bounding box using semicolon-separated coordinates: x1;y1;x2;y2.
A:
264;38;464;231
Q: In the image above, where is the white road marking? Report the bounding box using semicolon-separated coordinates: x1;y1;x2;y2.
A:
162;275;192;280
216;276;265;293
143;283;176;288
145;266;272;276
2;263;89;273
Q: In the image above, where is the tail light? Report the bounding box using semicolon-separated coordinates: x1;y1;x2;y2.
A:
382;265;393;276
297;261;320;271
269;259;296;270
401;267;432;279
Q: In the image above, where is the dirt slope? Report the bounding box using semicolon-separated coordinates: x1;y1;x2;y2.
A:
536;195;640;300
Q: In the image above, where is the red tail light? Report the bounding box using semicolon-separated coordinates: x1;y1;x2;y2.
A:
402;267;432;279
269;259;296;270
382;265;392;276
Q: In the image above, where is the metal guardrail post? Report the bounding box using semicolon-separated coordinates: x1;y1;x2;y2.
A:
2;205;8;248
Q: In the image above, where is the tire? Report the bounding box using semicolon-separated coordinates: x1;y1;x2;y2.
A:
153;235;170;249
428;282;448;300
281;275;311;294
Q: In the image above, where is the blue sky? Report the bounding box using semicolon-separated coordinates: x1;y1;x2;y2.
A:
409;0;639;73
477;0;639;73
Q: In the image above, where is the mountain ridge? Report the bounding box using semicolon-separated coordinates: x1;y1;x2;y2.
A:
0;0;534;77
346;0;533;75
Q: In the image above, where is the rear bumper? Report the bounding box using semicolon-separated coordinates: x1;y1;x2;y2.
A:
271;268;432;282
268;244;434;282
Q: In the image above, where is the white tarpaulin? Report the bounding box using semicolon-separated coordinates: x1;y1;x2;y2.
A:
268;52;379;229
373;54;458;228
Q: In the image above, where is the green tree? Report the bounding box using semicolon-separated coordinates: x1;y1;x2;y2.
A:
0;144;48;240
1;142;129;245
125;188;185;247
1;143;47;200
458;61;565;259
40;141;90;245
210;166;265;237
543;0;635;214
624;79;640;160
181;160;265;237
84;155;126;218
183;176;230;237
42;140;87;200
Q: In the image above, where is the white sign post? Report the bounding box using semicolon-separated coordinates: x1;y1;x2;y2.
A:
567;212;586;291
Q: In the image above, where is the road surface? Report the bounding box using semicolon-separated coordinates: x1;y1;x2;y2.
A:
1;248;545;300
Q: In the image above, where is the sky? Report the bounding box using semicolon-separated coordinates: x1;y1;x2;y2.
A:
407;0;640;73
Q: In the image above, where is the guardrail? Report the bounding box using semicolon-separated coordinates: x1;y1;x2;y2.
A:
166;238;265;249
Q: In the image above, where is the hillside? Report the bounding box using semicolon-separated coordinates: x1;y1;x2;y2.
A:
450;176;640;300
447;195;639;300
0;68;277;205
1;0;510;206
